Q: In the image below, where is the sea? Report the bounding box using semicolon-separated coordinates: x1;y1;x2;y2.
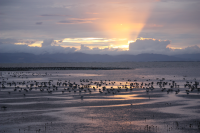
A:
1;62;200;81
0;62;200;133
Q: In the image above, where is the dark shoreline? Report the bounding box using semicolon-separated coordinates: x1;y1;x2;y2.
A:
0;67;131;71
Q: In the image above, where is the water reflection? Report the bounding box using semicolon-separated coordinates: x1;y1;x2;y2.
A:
58;73;103;77
1;67;200;133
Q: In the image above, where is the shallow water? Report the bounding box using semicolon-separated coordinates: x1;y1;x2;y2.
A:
0;62;200;133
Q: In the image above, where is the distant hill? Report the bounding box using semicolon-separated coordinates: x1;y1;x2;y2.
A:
0;53;199;63
174;54;200;61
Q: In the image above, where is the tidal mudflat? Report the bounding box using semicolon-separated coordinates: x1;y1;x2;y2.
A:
0;64;200;133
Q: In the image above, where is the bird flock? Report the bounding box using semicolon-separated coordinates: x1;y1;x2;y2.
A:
0;71;200;133
1;71;200;98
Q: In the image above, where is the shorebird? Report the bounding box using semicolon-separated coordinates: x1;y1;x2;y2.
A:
1;106;7;110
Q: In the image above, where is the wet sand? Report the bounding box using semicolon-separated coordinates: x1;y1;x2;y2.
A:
0;69;200;133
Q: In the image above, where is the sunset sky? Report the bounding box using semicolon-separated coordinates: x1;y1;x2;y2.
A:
0;0;200;55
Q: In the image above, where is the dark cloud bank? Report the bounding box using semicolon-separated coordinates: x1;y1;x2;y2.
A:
0;39;200;63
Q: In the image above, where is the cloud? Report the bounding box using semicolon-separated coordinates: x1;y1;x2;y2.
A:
58;20;92;24
36;22;43;25
0;0;15;6
80;44;91;51
184;45;200;53
41;39;54;47
129;38;171;54
40;14;68;17
0;40;200;56
78;44;127;55
0;38;18;44
137;0;200;48
172;45;200;55
0;38;36;45
129;38;200;55
58;18;99;24
0;44;77;55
